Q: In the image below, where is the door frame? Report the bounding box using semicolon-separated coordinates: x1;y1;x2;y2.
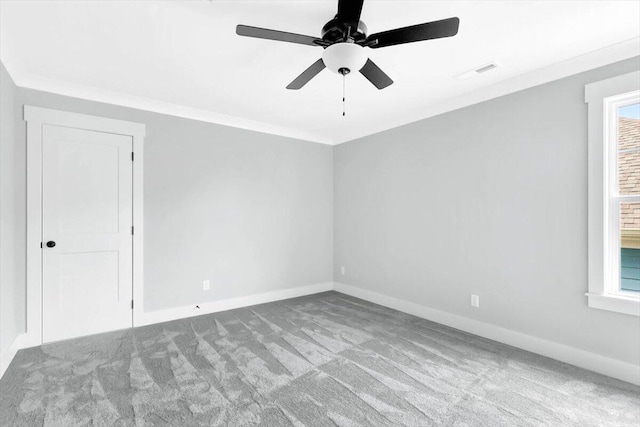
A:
24;106;145;347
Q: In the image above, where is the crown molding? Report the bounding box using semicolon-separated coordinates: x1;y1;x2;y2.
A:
4;38;638;146
334;37;640;144
9;72;333;145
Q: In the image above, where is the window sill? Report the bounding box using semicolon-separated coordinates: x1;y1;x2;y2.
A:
586;292;640;316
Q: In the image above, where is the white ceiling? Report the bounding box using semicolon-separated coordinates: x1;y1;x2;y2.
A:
1;1;639;144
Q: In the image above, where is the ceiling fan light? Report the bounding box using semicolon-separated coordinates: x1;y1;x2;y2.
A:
322;43;368;74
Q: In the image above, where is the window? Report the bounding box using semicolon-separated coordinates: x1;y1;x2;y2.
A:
618;102;640;294
607;96;640;295
586;71;640;316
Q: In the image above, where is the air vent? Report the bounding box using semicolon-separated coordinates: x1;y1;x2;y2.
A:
455;62;499;80
475;63;497;73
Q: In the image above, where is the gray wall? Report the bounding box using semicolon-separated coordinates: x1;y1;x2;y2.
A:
17;89;334;312
0;62;26;363
334;57;640;365
4;55;639;369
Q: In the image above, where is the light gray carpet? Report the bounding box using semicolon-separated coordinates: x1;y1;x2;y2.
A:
0;291;638;426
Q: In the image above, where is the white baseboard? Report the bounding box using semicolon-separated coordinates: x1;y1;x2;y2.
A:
135;281;335;327
0;333;27;381
6;281;638;386
333;282;640;386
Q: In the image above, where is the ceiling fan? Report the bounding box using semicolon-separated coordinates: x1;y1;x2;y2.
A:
236;0;460;90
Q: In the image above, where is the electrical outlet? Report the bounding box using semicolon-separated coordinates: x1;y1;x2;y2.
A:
340;266;346;275
471;294;480;308
203;280;210;291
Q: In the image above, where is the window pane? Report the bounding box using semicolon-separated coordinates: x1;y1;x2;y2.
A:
620;201;640;293
618;103;639;195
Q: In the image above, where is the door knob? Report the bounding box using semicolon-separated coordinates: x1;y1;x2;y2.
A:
46;241;56;248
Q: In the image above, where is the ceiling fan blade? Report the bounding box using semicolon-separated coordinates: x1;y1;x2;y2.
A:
359;59;393;89
365;17;459;49
287;59;326;90
337;0;365;25
236;25;323;47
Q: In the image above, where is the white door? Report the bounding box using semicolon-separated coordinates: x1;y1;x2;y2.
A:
42;124;133;343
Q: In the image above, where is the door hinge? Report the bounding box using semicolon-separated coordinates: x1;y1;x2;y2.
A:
131;300;134;309
131;152;134;161
131;226;134;235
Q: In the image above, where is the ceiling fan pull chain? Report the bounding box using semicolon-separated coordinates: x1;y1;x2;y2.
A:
342;72;346;117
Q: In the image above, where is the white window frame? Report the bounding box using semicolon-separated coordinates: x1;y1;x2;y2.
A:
585;71;640;316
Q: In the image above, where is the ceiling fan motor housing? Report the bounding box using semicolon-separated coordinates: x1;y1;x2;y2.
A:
322;42;368;74
321;18;368;44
